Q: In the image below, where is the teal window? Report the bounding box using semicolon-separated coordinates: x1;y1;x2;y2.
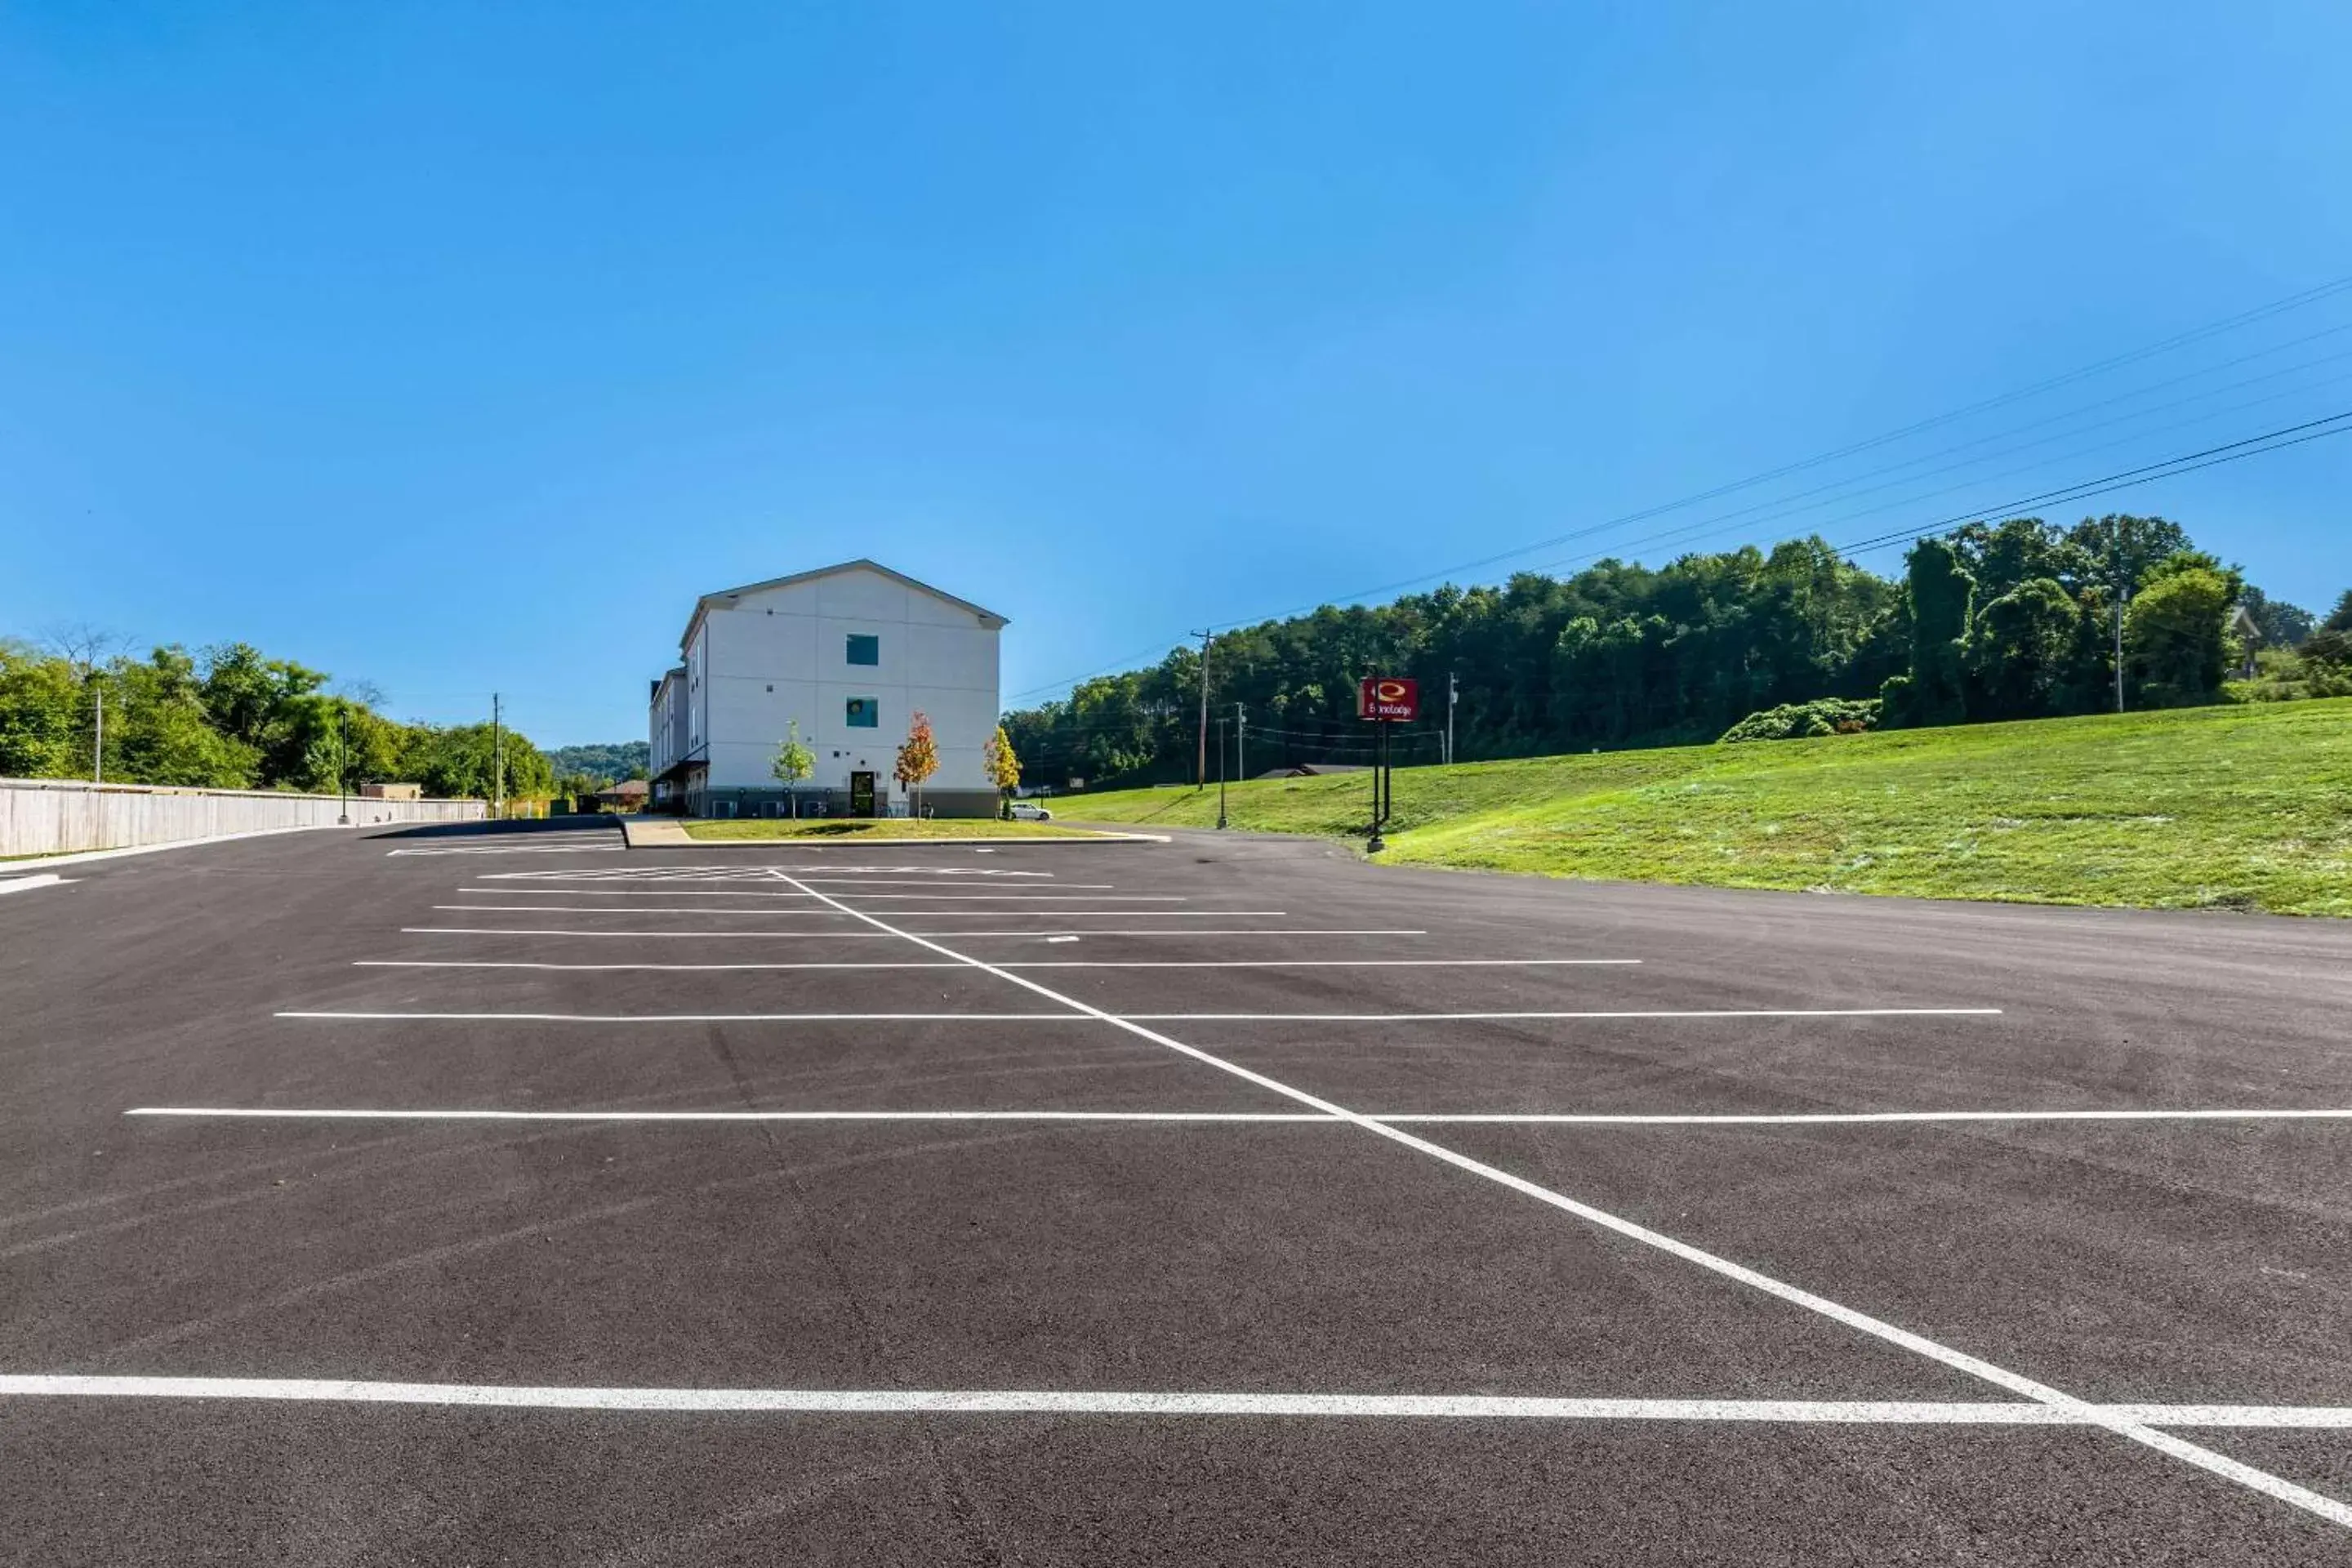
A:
846;634;880;666
846;697;878;728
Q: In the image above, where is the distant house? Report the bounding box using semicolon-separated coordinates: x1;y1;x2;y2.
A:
647;559;1007;819
359;782;424;800
1255;763;1370;780
592;779;649;810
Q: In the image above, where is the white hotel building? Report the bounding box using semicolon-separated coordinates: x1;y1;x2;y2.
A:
648;560;1007;818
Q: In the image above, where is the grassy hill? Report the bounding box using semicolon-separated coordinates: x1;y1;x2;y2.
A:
1051;698;2352;916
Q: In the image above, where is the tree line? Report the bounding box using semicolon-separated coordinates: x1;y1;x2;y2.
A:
0;635;554;801
1003;514;2350;788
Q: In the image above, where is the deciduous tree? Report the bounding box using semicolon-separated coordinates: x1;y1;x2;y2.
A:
2127;557;2240;706
982;724;1020;814
1882;539;1973;728
895;710;939;817
1967;579;2081;719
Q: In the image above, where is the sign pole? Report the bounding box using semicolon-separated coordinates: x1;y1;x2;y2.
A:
1358;674;1418;853
1381;721;1392;832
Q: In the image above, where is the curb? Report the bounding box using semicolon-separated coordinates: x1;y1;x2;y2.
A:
618;817;1167;849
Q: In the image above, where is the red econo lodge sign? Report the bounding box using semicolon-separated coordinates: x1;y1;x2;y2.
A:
1357;676;1419;722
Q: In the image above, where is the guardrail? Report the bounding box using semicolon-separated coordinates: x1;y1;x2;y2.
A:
0;777;486;858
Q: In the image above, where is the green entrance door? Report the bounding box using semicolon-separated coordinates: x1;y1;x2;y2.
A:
849;771;876;817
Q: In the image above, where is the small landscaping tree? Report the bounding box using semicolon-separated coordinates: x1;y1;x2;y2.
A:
771;720;815;818
982;724;1021;817
895;710;939;818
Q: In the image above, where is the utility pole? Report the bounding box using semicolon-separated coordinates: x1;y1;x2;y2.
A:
91;679;104;783
1189;629;1213;789
1233;701;1245;786
492;693;505;819
2114;592;2127;713
1215;716;1229;830
1446;670;1458;766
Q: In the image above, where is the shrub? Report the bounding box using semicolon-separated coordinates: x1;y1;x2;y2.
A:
1720;697;1882;744
2232;643;2352;703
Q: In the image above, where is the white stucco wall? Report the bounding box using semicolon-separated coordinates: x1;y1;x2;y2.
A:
0;777;482;856
647;668;688;798
697;567;1000;797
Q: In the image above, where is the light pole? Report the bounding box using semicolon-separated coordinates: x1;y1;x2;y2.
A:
1447;670;1459;765
336;701;351;826
1190;629;1213;789
2113;588;2128;713
1215;716;1229;830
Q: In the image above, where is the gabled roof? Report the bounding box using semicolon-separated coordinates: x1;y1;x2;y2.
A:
686;559;1008;651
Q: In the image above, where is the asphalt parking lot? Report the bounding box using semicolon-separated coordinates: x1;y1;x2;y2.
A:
6;818;2352;1564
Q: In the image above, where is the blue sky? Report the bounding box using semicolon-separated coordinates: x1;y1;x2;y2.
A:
4;2;2348;747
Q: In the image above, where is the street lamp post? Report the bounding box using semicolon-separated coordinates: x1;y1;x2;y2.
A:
336;702;351;826
1215;717;1229;830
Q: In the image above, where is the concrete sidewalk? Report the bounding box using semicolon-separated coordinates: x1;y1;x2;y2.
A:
616;815;693;847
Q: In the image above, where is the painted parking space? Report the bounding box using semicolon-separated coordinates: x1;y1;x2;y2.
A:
7;820;2352;1558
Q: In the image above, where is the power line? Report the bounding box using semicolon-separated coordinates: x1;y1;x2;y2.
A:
1003;272;2352;705
1217;308;2352;630
1829;409;2352;559
1009;395;2343;729
1518;336;2352;567
1521;373;2352;577
1006;412;2352;780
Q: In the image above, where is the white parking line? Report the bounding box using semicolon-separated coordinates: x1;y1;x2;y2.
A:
127;1106;2352;1126
840;910;1288;917
1383;1108;2352;1125
450;893;1187;903
457;884;1115;896
276;1006;1999;1023
434;906;846;916
7;1376;2351;1428
768;871;2352;1529
396;927;1417;939
480;866;1054;881
353;958;1637;972
1022;959;1642;969
389;845;624;856
280;1010;1095;1022
128;1108;1334;1123
359;960;980;970
1126;1008;2003;1022
427;902;1209;914
822;893;1189;902
0;874;73;897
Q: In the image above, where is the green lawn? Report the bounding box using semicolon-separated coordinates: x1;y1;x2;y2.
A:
679;817;1113;841
1053;698;2352;916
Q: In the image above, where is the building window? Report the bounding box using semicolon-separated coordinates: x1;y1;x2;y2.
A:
846;633;880;666
846;697;879;728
